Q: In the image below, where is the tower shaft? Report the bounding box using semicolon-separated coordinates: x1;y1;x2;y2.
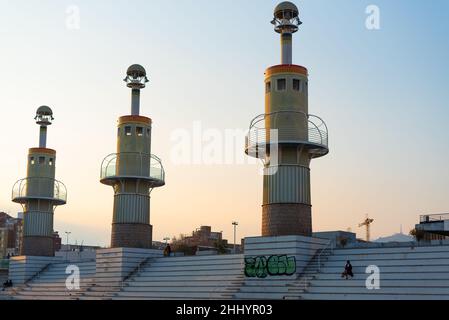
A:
22;148;57;256
262;65;312;236
111;116;154;248
39;126;47;148
131;89;141;116
281;33;293;64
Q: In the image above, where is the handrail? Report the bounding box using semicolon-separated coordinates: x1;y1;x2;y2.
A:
25;263;52;285
246;111;329;154
317;240;333;273
11;177;67;204
100;152;165;183
420;213;449;223
121;257;153;288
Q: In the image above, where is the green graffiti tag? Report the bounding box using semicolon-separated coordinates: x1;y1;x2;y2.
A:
244;255;296;278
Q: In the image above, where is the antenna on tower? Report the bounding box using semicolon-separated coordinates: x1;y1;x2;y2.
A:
271;2;302;64
123;64;149;116
34;106;53;148
358;214;374;242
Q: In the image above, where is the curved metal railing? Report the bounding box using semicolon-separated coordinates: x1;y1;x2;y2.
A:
12;177;67;204
246;111;329;157
100;152;165;185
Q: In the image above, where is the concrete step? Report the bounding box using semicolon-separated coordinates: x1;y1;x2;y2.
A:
234;292;286;300
315;272;449;280
126;281;244;288
305;265;449;273
138;270;244;276
307;286;449;295
121;286;241;293
116;291;232;299
137;265;244;272
125;275;244;281
333;246;449;255
328;251;449;261
316;258;449;267
306;279;449;287
298;292;449;300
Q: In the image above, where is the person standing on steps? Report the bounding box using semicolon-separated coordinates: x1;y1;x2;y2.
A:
164;244;172;257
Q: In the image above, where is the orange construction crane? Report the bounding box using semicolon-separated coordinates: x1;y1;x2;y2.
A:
359;215;374;242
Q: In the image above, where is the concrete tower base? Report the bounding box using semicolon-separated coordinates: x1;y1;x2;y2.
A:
22;236;55;257
262;204;312;237
111;223;152;249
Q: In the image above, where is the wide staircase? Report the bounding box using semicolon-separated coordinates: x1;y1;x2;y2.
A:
6;260;96;300
286;244;449;300
113;254;245;300
4;244;449;300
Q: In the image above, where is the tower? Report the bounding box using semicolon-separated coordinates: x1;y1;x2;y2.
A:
101;64;165;249
245;2;329;237
12;106;67;256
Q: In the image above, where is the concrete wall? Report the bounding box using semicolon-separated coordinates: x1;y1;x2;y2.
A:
8;255;61;284
244;235;329;276
95;247;162;285
55;250;97;262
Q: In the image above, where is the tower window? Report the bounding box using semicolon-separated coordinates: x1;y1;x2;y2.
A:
293;79;301;91
39;156;45;164
117;128;120;136
125;126;132;136
265;81;271;94
136;127;143;137
146;128;151;136
49;158;54;166
30;157;35;165
277;78;286;91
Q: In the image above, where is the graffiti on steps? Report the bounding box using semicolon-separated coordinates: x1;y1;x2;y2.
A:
245;255;296;278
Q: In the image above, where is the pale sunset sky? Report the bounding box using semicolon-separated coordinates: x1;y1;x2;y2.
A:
0;0;448;246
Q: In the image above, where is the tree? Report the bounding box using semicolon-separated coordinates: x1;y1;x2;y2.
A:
339;237;348;248
214;239;228;255
409;228;425;242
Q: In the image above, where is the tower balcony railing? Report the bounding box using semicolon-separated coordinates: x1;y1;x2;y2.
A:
12;177;67;205
245;111;329;158
100;152;165;187
420;213;449;224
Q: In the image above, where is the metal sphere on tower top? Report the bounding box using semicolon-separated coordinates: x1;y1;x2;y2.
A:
124;64;149;89
35;105;54;126
271;1;302;34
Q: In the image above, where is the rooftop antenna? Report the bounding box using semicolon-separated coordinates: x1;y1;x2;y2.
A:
358;214;374;242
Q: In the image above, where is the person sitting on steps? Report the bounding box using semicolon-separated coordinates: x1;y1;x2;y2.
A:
341;260;354;280
2;280;13;291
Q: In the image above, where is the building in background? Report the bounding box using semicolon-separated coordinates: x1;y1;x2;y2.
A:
171;226;236;255
415;213;449;241
0;228;7;258
53;232;62;252
0;212;23;257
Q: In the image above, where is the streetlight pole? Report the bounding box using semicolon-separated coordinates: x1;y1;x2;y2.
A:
65;231;71;261
232;222;238;254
